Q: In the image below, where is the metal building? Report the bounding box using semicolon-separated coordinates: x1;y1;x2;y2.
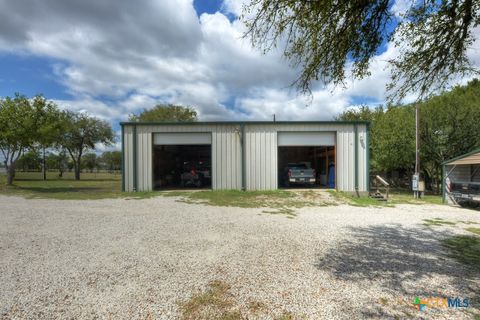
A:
443;148;480;205
121;121;370;193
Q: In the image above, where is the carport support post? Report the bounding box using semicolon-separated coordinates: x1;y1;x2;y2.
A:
241;124;246;191
366;123;370;193
442;164;445;203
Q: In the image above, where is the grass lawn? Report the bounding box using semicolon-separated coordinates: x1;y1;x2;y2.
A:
0;171;155;200
1;171;445;208
329;190;443;207
442;235;480;270
161;189;334;217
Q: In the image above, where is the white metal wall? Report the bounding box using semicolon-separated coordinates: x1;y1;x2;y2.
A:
123;123;368;192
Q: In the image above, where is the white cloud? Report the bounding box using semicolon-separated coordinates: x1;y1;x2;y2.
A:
0;0;477;135
222;0;244;16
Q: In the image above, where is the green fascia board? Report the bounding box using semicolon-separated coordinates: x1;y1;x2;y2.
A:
120;120;370;126
442;147;480;165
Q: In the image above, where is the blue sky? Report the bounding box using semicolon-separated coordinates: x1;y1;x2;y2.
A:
0;0;477;152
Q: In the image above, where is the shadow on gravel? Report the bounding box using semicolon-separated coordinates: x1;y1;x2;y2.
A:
315;224;480;318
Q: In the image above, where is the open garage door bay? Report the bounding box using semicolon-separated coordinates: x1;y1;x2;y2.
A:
278;132;335;188
153;133;212;190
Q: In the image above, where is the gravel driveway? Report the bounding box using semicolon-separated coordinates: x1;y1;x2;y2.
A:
0;195;479;319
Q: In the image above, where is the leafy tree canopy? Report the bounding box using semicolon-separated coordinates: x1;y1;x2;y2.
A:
337;79;480;190
242;0;480;100
0;94;61;184
128;104;197;122
58;111;115;180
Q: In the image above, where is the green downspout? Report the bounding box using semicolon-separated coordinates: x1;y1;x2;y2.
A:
354;124;359;195
366;123;370;193
241;124;246;191
133;124;138;192
121;124;125;192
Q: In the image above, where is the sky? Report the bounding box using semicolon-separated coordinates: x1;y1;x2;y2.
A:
0;0;479;151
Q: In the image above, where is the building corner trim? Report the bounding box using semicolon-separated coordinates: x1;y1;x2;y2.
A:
241;124;246;191
121;124;125;192
354;124;359;194
366;123;370;193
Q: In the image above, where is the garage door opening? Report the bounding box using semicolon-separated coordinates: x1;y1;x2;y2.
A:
278;146;335;188
153;145;212;190
152;132;212;190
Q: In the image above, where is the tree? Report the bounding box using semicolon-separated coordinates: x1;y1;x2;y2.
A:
31;95;63;180
128;104;197;122
81;153;97;173
373;106;416;173
242;0;480;100
0;94;40;185
58;112;115;180
17;150;42;171
99;151;121;172
420;79;480;191
46;150;69;177
337;79;480;192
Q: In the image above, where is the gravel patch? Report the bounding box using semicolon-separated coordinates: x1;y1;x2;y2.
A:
0;195;479;319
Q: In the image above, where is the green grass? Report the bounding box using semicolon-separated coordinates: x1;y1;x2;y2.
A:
466;227;480;236
179;280;299;320
0;171;157;200
178;280;241;320
423;218;457;226
161;189;317;217
442;235;480;269
328;190;443;207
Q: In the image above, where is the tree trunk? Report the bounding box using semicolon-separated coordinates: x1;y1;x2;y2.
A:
75;166;81;180
7;165;15;185
75;156;81;180
43;147;47;181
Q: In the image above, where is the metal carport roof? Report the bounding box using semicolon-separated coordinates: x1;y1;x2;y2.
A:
443;148;480;165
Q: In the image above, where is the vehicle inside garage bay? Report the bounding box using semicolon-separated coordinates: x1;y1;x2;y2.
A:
152;132;212;190
278;146;335;188
277;131;336;189
152;145;211;189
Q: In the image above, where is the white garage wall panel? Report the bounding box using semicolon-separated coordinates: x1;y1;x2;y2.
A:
153;132;212;145
245;125;277;190
278;132;335;146
211;125;242;190
122;122;369;193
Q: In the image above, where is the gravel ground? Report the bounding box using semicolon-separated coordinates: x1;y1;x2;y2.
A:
0;194;479;319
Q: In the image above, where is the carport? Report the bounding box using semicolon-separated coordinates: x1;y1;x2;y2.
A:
152;133;212;189
277;132;336;188
443;148;480;205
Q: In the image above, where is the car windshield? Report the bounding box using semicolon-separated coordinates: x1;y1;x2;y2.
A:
287;163;308;169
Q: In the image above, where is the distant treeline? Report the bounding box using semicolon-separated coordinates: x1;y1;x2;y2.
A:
337;79;480;193
0;94;115;184
15;150;121;174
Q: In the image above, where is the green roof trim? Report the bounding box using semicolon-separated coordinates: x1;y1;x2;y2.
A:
442;147;480;165
120;120;370;126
